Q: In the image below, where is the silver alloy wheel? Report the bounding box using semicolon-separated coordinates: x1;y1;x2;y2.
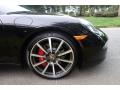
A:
29;37;74;78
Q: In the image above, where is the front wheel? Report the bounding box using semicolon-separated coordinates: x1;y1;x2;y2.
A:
26;32;78;79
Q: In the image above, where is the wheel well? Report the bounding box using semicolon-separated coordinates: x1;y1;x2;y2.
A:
20;27;83;67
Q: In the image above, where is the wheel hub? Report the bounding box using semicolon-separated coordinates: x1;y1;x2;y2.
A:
47;53;56;62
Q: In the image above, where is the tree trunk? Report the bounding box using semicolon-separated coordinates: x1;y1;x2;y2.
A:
118;6;120;16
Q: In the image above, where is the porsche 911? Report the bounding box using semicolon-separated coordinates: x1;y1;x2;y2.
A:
0;5;108;79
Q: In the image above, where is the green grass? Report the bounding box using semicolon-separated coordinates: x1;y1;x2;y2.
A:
82;17;120;28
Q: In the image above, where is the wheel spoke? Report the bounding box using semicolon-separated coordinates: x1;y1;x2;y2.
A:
58;49;72;56
56;61;66;72
42;63;49;74
51;63;55;76
31;54;45;58
57;58;73;64
55;40;64;54
33;60;47;67
36;43;48;54
48;37;52;53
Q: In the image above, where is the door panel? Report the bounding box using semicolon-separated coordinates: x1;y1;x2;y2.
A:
0;15;31;63
0;16;18;63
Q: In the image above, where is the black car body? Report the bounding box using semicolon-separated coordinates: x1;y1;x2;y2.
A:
0;5;108;79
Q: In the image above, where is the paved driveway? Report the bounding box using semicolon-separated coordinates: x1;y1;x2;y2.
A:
0;28;120;85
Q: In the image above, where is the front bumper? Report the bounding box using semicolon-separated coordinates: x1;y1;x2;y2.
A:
80;28;108;64
83;43;107;63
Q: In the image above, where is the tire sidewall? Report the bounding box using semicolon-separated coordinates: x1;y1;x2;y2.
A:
26;32;78;79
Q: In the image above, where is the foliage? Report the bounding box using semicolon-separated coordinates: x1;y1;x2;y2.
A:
94;11;118;17
21;5;120;17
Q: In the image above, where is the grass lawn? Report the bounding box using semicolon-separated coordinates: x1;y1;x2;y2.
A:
82;17;120;28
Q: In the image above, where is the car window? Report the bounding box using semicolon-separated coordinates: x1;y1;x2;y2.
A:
0;5;29;14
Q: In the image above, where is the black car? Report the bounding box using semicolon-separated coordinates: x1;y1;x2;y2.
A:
0;5;108;79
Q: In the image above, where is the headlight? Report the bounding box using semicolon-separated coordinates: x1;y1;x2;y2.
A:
87;25;97;33
79;18;98;33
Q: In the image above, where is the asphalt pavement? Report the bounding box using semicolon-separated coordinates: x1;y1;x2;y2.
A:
0;28;120;85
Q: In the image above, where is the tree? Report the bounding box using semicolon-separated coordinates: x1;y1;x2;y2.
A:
118;6;120;16
21;5;120;17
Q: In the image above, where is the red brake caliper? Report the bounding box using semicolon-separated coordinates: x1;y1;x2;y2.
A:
38;48;47;67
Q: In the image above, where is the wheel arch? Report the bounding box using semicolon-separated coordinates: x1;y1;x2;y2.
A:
20;26;83;67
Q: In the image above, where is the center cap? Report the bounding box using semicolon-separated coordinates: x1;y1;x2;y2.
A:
48;53;56;61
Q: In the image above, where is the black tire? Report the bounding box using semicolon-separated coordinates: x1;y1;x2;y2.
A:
26;32;78;79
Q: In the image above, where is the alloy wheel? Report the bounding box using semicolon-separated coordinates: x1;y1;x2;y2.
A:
29;37;74;78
